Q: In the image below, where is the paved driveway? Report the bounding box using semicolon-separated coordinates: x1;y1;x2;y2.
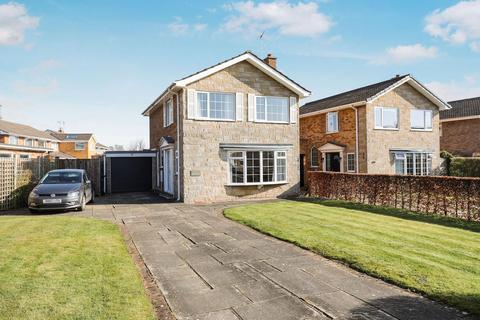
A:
85;198;469;320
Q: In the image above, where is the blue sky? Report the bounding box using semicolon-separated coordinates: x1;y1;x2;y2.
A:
1;0;480;146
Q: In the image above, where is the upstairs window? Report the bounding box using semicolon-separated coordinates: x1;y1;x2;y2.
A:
197;92;235;121
311;147;319;167
375;107;399;129
9;136;18;145
37;140;46;148
25;139;33;147
75;142;86;150
164;99;174;127
411;110;432;130
326;112;339;133
255;96;289;123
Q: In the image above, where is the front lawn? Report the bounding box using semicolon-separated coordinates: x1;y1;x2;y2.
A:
224;200;480;316
0;216;154;320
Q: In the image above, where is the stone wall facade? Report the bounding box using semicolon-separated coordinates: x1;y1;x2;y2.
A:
180;61;300;204
440;118;480;156
366;83;442;174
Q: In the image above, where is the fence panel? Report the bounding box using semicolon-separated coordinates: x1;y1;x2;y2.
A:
0;157;103;211
308;171;480;221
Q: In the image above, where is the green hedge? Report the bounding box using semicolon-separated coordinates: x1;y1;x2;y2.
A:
451;157;480;177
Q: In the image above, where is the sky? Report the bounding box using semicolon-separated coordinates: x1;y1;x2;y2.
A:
1;0;480;147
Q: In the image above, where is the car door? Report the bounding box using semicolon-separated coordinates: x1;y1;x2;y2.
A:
83;172;92;200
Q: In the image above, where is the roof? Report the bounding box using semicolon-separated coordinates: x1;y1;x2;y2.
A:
142;51;311;116
0;119;58;140
47;131;93;142
440;97;480;120
96;143;111;149
300;74;451;116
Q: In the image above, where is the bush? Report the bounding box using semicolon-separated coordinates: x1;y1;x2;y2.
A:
450;157;480;177
308;171;480;221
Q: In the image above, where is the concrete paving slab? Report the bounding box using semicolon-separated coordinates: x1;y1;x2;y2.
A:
184;309;240;320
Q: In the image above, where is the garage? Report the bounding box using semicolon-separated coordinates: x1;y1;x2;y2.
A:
104;151;157;194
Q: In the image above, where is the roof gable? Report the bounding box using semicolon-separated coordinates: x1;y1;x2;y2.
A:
142;51;311;116
300;75;450;117
47;130;93;142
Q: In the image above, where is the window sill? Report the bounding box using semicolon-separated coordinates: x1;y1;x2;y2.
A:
373;127;399;131
410;129;433;132
325;131;339;134
254;120;290;124
226;181;288;187
163;123;174;128
193;118;236;122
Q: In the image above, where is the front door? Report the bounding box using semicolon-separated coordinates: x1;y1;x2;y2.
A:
163;149;174;194
325;152;341;172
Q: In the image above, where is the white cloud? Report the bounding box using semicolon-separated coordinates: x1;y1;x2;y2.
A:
0;2;39;46
426;76;480;101
425;0;480;52
167;18;207;36
386;44;438;63
223;1;332;37
13;78;59;95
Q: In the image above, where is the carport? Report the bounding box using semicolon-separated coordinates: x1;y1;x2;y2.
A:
103;151;157;194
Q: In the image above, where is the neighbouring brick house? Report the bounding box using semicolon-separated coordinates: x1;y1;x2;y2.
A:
0;119;60;159
47;130;98;159
300;75;451;185
143;51;310;203
440;96;480;156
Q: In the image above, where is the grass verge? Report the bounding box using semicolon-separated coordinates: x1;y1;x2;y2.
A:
224;200;480;316
0;216;155;320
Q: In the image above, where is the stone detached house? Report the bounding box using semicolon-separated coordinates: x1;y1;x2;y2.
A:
299;75;450;185
440;96;480;156
142;51;310;203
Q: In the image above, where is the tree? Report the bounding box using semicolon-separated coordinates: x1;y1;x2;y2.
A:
127;139;146;151
112;144;125;151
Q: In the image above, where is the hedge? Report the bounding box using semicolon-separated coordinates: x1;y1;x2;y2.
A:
308;171;480;221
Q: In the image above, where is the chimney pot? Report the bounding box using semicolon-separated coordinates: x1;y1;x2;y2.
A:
263;53;277;69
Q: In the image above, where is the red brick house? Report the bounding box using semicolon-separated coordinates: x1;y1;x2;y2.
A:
440;97;480;156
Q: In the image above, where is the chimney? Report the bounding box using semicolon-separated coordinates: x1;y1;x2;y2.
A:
263;53;277;69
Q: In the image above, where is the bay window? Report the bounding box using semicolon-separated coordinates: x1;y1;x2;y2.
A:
375;107;399;129
229;150;287;185
197;92;235;120
255;96;289;122
393;152;432;176
411;109;432;130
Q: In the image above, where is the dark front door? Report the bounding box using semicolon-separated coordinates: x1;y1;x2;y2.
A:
110;157;152;193
325;152;341;172
300;154;305;187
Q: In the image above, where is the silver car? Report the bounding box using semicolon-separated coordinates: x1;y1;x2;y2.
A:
28;169;94;213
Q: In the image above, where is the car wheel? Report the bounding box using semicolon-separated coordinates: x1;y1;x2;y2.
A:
78;196;86;211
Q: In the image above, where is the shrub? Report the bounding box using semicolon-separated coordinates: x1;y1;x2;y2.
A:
450;157;480;177
308;171;480;221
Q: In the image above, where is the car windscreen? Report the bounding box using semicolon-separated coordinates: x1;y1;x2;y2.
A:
41;172;82;184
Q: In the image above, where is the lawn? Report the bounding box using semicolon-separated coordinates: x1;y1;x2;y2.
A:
224;200;480;316
0;216;154;320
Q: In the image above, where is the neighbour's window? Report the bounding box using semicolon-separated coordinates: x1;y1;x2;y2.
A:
25;139;33;147
0;153;12;158
255;96;289;122
375;107;399;129
20;154;30;159
393;152;432;176
228;150;287;185
164;99;174;127
75;142;86;150
347;153;355;172
51;142;59;150
410;110;432;130
326;112;339;133
311;147;319;167
197;92;235;120
37;140;46;148
9;136;18;145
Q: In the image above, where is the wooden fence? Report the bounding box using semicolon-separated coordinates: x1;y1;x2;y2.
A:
0;157;103;211
308;171;480;221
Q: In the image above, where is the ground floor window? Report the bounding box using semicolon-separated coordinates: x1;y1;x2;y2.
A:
347;153;355;172
228;150;287;185
394;152;432;175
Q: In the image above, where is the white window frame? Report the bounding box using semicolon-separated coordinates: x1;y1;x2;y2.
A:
326;111;339;133
393;152;432;176
254;96;290;124
347;153;355;172
75;142;86;150
374;107;399;130
24;138;34;147
227;150;288;186
164;99;174;127
196;91;236;121
9;136;19;145
310;147;319;167
37;140;46;148
410;109;433;131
